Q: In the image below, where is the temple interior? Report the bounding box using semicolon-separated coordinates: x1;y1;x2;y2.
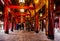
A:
0;0;60;41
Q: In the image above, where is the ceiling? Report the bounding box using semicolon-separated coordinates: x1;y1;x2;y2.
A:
0;0;60;11
0;0;60;21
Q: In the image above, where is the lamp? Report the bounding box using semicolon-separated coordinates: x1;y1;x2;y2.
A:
54;4;56;10
40;13;42;17
19;0;25;3
34;0;39;4
20;9;24;12
0;11;2;14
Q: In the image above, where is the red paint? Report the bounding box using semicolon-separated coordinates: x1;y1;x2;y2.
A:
8;5;35;10
9;22;12;30
35;13;39;31
4;7;9;32
13;23;16;30
3;0;35;33
59;16;60;30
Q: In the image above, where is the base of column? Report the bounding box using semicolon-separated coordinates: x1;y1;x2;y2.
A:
5;31;9;34
11;27;13;32
15;28;16;30
45;31;48;36
35;30;39;33
48;35;54;40
11;29;13;32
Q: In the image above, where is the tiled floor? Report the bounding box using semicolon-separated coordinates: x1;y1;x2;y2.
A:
0;30;52;41
54;28;60;41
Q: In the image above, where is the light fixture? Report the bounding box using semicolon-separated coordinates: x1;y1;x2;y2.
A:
20;9;24;12
40;13;42;17
44;19;46;23
19;0;25;3
0;11;2;14
34;0;39;4
54;4;56;10
55;16;58;19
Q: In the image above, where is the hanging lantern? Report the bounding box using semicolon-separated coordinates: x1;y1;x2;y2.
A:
19;0;25;3
20;9;24;12
40;13;42;17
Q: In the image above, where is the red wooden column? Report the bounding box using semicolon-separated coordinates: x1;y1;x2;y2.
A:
11;20;13;31
59;16;60;30
48;0;54;40
9;22;12;30
45;0;48;35
13;23;16;30
13;18;16;30
35;12;39;33
4;6;9;34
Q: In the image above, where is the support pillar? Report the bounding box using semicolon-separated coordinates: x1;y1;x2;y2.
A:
59;16;60;30
9;22;12;30
11;17;14;31
48;0;54;40
45;0;48;36
11;22;13;32
9;22;14;31
4;7;9;34
14;23;16;30
45;20;48;35
42;20;44;31
35;12;39;33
